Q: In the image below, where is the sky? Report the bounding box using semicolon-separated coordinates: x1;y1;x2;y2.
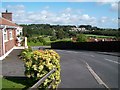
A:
0;1;119;29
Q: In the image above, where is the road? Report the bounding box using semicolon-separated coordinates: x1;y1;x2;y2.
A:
54;49;119;89
1;47;119;89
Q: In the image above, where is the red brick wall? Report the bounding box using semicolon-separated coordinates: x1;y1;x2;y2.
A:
0;30;3;56
4;29;16;53
2;12;12;21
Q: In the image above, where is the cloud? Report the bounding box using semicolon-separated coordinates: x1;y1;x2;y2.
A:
97;0;118;2
111;18;118;23
97;2;118;12
99;16;109;23
64;8;72;13
44;6;50;9
6;4;25;11
110;2;118;11
2;4;117;28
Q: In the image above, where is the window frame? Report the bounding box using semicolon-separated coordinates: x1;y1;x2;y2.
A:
9;30;13;40
4;29;8;42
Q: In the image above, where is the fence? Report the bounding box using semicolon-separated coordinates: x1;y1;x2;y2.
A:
28;68;56;90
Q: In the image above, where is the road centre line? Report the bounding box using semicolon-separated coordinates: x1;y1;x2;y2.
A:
104;58;120;64
85;62;110;90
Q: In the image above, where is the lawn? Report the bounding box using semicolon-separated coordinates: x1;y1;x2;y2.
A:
28;42;44;46
2;77;25;89
1;77;35;90
85;34;115;38
28;37;71;46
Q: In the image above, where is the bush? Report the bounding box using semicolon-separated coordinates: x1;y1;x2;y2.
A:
37;37;46;45
50;36;57;41
76;34;87;42
21;49;61;89
32;38;38;43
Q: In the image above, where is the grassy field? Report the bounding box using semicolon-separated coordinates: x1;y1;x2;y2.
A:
27;34;115;46
85;34;115;38
28;36;71;46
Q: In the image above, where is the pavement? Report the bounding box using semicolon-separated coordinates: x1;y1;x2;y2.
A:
2;49;25;77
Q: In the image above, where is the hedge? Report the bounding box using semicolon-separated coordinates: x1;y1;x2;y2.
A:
20;48;61;89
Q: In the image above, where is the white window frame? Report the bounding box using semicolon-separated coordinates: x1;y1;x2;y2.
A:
9;30;13;40
4;29;8;42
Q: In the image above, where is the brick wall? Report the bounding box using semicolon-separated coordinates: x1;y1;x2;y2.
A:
2;12;12;21
5;29;16;53
0;30;3;56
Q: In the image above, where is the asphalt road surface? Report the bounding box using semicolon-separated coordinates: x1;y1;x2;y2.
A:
54;50;119;89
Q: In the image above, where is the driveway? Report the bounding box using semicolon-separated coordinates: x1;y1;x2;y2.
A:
2;49;25;77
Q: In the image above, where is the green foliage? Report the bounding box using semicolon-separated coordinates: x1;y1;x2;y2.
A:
32;38;38;43
21;49;61;89
37;37;46;45
37;37;44;42
50;36;57;41
21;24;118;39
28;36;47;46
28;42;43;46
76;34;87;42
20;24;76;39
56;29;65;39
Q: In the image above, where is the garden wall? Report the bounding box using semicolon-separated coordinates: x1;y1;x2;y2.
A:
51;41;120;52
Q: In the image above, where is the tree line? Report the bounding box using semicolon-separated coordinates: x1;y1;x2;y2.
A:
20;24;119;40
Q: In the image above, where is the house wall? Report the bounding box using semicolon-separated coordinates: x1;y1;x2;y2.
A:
4;28;16;53
0;30;3;56
16;27;23;36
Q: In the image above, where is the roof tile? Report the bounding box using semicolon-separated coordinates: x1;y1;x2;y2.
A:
0;17;22;28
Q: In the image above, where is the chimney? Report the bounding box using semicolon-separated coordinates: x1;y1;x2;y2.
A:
2;10;12;21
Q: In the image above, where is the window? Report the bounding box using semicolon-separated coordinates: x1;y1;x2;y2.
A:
9;30;13;40
4;29;8;42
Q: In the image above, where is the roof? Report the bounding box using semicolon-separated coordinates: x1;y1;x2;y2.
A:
0;17;22;28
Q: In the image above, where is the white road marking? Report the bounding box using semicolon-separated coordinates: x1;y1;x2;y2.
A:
104;58;120;64
66;51;79;53
90;55;95;57
56;50;81;53
85;62;110;90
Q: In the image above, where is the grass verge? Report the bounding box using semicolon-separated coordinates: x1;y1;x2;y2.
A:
1;77;35;90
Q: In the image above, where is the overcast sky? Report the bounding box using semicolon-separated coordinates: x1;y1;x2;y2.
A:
1;1;119;29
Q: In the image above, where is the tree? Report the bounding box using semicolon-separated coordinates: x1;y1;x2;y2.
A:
37;37;46;45
32;38;37;43
50;36;57;41
76;34;87;42
56;29;65;39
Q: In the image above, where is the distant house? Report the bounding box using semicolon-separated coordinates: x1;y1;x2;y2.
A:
70;27;88;32
0;10;23;60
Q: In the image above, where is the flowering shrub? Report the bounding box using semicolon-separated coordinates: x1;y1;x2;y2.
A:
21;49;61;89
